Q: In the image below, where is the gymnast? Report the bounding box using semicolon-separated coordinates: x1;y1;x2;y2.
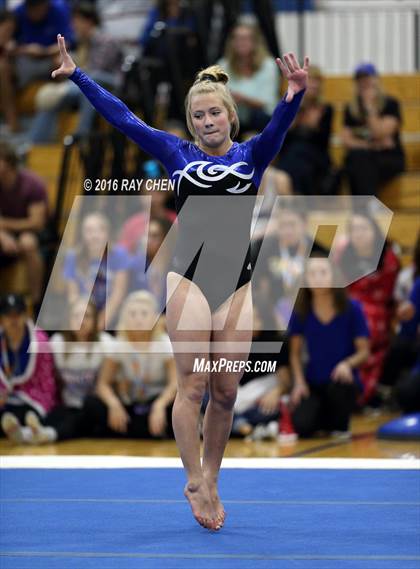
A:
51;33;308;531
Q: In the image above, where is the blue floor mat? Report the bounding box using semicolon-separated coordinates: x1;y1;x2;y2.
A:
1;468;419;569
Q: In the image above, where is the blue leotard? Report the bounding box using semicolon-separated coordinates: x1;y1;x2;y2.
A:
70;68;304;311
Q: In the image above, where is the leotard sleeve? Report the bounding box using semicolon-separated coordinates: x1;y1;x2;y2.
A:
250;89;305;177
69;67;180;168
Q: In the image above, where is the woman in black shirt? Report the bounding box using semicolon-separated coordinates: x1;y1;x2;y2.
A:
341;62;405;196
276;65;334;195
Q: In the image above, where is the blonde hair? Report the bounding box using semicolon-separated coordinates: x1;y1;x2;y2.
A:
308;64;323;81
116;290;163;340
224;23;269;76
185;65;240;141
301;64;325;107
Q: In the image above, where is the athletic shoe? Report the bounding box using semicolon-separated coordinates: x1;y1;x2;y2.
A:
331;430;352;441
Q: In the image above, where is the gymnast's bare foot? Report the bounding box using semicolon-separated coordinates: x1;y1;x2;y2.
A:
205;479;226;527
184;480;220;530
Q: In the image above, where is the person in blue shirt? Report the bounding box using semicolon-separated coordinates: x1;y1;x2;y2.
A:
288;255;370;438
51;33;308;531
62;212;131;331
14;0;73;48
0;0;74;132
129;216;174;313
394;277;420;413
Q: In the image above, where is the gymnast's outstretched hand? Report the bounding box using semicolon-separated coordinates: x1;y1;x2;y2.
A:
276;52;309;103
51;34;76;79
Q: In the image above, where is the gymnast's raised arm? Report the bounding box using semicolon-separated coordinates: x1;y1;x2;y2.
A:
51;34;179;164
251;53;309;173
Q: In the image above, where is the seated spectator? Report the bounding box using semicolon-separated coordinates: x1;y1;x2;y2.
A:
84;291;177;439
20;297;115;444
30;2;122;143
251;165;293;241
394;232;420;307
277;65;336;195
232;302;290;437
394;277;420;413
217;22;279;134
337;212;400;404
288;256;370;438
119;180;176;254
0;0;74;133
252;199;326;329
0;293;56;443
130;216;174;312
341;62;405;195
0;141;49;305
379;234;420;396
62;211;130;330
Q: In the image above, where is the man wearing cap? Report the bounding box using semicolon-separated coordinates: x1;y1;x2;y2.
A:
341;62;405;196
0;293;56;443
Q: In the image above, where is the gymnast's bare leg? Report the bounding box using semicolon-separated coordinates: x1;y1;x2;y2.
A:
166;271;219;530
202;282;253;526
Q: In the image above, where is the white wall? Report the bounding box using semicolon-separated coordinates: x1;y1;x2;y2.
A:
276;4;419;74
318;0;419;10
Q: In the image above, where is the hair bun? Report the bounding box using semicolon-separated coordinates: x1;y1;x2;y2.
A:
195;65;229;85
